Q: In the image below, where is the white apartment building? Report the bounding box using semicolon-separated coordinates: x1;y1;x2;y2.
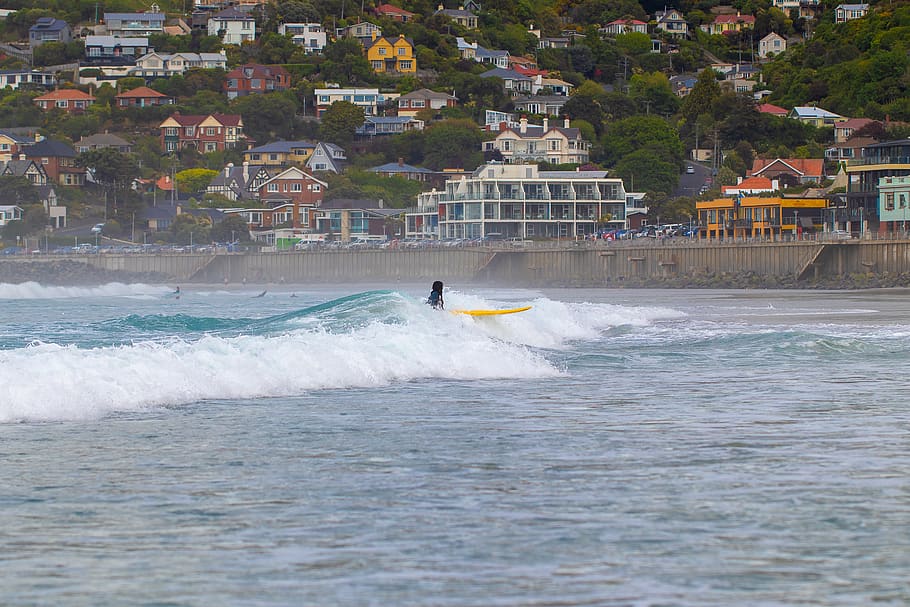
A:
315;88;385;118
483;116;590;165
278;23;327;53
407;163;629;240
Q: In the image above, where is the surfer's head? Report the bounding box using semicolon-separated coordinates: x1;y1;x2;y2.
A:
432;281;443;293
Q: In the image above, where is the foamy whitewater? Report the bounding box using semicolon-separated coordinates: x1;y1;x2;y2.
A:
1;284;907;605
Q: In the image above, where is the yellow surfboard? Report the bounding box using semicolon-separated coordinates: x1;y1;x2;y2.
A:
451;306;532;316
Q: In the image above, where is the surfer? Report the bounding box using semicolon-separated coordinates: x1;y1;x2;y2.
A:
254;290;267;298
174;286;180;299
427;280;444;310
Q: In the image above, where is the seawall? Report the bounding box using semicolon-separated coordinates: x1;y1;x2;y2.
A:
5;240;910;287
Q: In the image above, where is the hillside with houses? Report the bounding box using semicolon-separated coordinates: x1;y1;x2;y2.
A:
0;0;908;248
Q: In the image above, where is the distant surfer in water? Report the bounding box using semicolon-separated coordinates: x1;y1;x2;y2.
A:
254;290;267;298
427;280;444;310
174;286;180;299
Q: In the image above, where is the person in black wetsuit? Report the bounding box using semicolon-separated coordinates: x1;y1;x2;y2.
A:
427;280;444;309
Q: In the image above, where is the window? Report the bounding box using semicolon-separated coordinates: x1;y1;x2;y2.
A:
312;184;321;192
56;100;68;108
398;47;407;55
885;193;895;211
399;61;412;70
185;127;195;136
901;194;908;208
291;183;302;192
205;142;217;152
242;21;251;29
372;60;384;70
378;47;387;56
268;183;279;192
547;139;561;151
206;127;216;136
269;154;279;161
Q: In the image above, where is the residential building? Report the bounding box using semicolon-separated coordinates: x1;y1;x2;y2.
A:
397;88;458;117
316;199;405;241
599;19;648;36
670;75;698;97
435;5;478;28
834;118;879;144
844;139;910;229
654;8;688;37
697;196;827;239
159;113;245;153
0;205;23;227
701;12;756;35
33;89;96;114
115;85;175;107
512;95;569;117
130;51;228;79
208;162;275;202
758;32;786;58
878;176;910;231
757;102;789;117
24;139;85;186
479;67;533;96
103;12;166;37
534;75;573;96
772;0;821;20
315;88;385;118
825;136;879;163
37;185;65;228
242;140;316;167
356;115;424;137
224;64;291;99
364;33;416;74
1;159;48;185
538;37;570;49
305;142;347;173
835;3;869;22
278;23;326;53
721;176;779;196
789;106;847;127
256;167;326;229
0;69;56;90
75;133;133;154
208;7;256;45
373;4;415;22
369;160;434;181
0;129;38;162
84;36;150;65
335;21;382;44
483;116;590;165
749;158;826;186
28;17;71;47
409;163;628;240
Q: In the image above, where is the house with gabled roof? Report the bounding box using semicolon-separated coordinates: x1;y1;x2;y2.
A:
435;5;478;28
159;112;246;153
242;140;316;167
76;133;133;154
24;139;85;186
256;166;326;229
758;32;786;58
36;184;65;228
599;19;648;36
370;159;434;181
483;116;590;165
278;23;326;53
834;118;879;144
208;162;276;202
722;176;779;196
115;85;175;108
335;21;382;44
208;7;256;45
130;50;228;79
835;3;869;22
757;103;789;117
701;12;756;35
654;8;688;37
29;17;72;47
374;4;415;22
749;158;826;186
479;67;533;96
0;129;38;162
1;159;47;185
364;33;416;74
224;64;291;98
789;106;847;127
397;89;458;117
33;89;96;114
305;142;347;173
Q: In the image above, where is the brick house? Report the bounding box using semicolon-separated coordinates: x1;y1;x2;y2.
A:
256;166;326;229
33;89;96;114
24;139;85;186
224;64;291;99
115;85;175;107
158;113;246;153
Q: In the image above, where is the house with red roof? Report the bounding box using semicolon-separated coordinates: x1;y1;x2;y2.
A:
834;118;879;143
701;12;756;35
115;86;175;108
749;158;826;187
33;89;95;114
224;64;291;99
374;3;415;22
722;176;779;196
757;103;789;117
599;19;648;36
158;112;247;153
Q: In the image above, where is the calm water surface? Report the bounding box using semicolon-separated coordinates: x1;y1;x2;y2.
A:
1;283;908;606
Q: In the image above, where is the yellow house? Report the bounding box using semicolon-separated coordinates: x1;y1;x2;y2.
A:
365;33;416;74
696;196;828;240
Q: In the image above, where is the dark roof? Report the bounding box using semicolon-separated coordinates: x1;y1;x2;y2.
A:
25;139;76;158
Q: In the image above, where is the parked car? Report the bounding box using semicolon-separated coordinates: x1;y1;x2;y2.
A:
828;229;854;240
686;165;695;174
91;223;105;234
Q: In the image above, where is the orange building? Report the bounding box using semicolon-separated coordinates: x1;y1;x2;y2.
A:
697;196;829;240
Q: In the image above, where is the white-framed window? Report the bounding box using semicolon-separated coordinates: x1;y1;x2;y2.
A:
206;127;216;135
397;47;407;56
185;127;195;136
372;60;384;70
267;183;279;192
379;47;387;56
291;183;302;192
399;61;412;70
205;142;217;152
313;184;321;192
56;100;68;108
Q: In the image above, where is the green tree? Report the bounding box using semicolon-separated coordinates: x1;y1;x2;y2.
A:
176;168;219;195
77;148;140;221
422;119;485;170
318;100;365;145
679;68;722;125
210;214;250;242
230;92;299;142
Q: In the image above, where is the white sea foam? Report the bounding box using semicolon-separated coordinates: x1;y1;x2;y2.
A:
0;281;171;300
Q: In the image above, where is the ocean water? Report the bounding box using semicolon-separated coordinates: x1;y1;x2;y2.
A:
0;282;908;606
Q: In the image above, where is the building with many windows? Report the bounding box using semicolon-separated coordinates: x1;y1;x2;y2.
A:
103;12;166;37
364;33;416;74
314;88;385;118
483;116;590;165
224;63;291;98
844;139;910;231
207;7;256;44
29;17;72;47
408;163;628;240
277;23;326;53
879;176;910;232
158;113;245;153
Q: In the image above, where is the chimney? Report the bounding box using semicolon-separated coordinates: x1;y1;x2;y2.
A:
372;30;377;41
542;117;548;131
520;115;527;134
225;162;233;178
398;157;404;166
378;198;384;208
564;116;570;128
242;160;249;183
